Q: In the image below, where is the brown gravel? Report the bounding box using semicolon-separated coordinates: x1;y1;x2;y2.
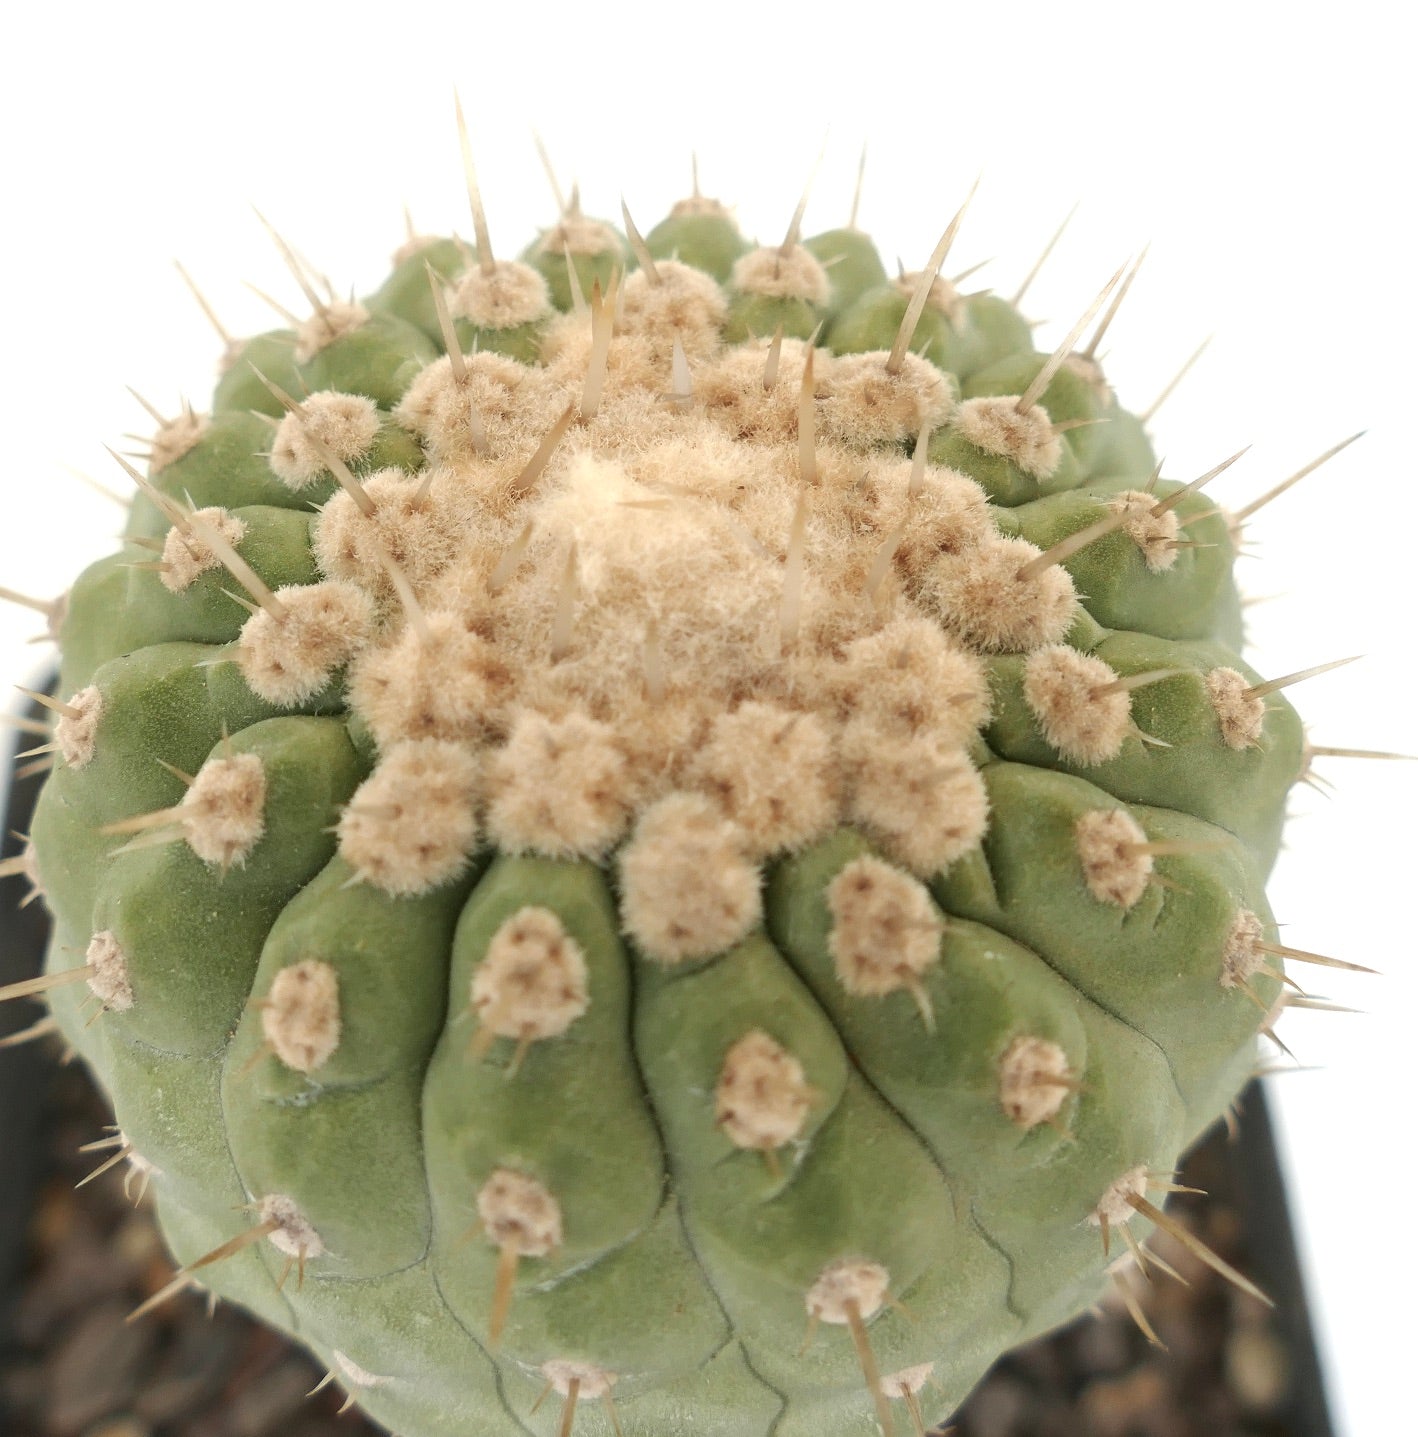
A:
0;1056;1321;1437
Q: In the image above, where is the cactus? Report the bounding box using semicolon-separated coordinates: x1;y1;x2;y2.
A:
2;128;1376;1437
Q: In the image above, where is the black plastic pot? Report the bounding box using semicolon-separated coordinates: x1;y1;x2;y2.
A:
0;711;1337;1436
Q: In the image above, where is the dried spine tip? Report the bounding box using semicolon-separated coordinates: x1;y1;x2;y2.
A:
179;752;267;867
715;1030;815;1151
338;740;479;895
484;712;630;860
161;508;248;593
998;1035;1074;1128
730;245;830;305
826;856;943;1015
261;961;341;1072
618;794;761;964
1221;909;1268;990
1074;808;1153;908
238;582;375;706
55;686;103;768
270;392;380;488
471;907;590;1047
1206;667;1267;750
259;1193;326;1259
86;931;134;1012
953;396;1063;479
805;1259;891;1323
1023;647;1132;766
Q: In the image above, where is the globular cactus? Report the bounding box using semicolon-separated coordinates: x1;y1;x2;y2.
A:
3;127;1373;1437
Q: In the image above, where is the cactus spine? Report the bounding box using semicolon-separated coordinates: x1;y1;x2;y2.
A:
2;128;1374;1437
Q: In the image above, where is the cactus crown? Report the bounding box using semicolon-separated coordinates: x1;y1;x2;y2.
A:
3;131;1366;1437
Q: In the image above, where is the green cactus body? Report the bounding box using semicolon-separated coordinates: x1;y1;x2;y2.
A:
14;154;1325;1437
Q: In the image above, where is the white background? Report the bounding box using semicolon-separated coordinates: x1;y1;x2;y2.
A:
1;5;1412;1433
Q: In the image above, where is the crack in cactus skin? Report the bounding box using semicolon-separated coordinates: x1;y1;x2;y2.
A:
25;177;1304;1437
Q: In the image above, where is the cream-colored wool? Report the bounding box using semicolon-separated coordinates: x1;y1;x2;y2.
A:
393;352;562;465
687;703;837;856
161;508;248;593
235;283;1189;927
840;723;989;876
294;300;369;363
1108;489;1181;573
471;907;590;1044
85;930;133;1012
55;685;102;768
313;469;464;598
731;245;831;307
880;1363;935;1400
337;740;479;895
477;1169;562;1257
532;212;622;259
270;392;381;490
825;855;943;998
148;409;209;473
616;260;728;364
997;1035;1074;1129
490;451;784;716
484;710;632;860
261;960;341;1073
669;194;733;220
540;1361;617;1400
349;611;514;750
829;616;991;743
805;1259;891;1323
817;351;955;449
538;316;666;395
1092;1165;1149;1229
1023;646;1133;766
449;260;551;331
1074;808;1153;908
1206;667;1267;750
1220;908;1268;989
923;537;1078;653
181;752;267;868
260;1194;326;1259
869;463;995;579
617;793;761;964
897;269;964;325
715;1029;816;1151
238;582;375;707
698;337;826;446
1064;351;1113;405
953;397;1062;480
